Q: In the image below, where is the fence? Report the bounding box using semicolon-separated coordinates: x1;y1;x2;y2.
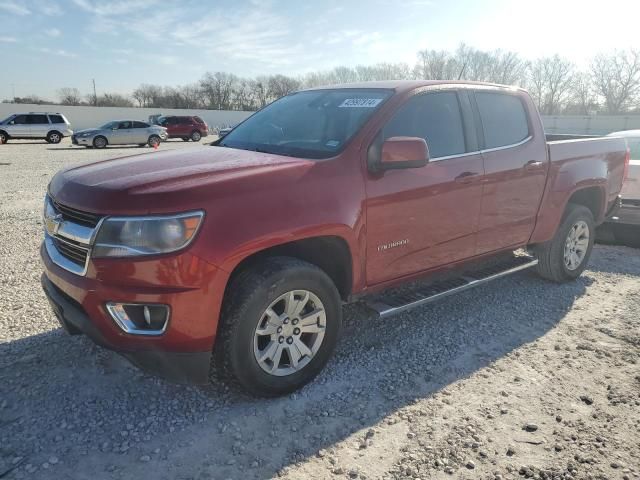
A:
541;116;640;135
0;103;253;132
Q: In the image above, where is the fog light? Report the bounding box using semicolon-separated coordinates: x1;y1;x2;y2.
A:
106;302;169;335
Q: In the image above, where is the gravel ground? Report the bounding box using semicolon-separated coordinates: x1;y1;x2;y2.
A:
1;140;639;480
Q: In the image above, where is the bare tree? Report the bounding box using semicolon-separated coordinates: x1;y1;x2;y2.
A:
90;93;134;107
200;72;238;110
267;74;300;100
57;87;82;106
527;55;575;114
565;72;598;114
251;77;271;108
414;49;458;80
590;49;640;114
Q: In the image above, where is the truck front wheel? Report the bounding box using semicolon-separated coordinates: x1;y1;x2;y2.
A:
213;257;342;396
534;203;595;282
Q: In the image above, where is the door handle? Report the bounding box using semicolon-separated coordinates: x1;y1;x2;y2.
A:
454;171;479;183
524;160;544;170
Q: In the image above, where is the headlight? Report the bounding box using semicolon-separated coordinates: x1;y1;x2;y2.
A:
92;211;204;258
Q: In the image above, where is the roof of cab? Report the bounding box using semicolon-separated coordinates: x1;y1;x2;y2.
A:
302;79;521;94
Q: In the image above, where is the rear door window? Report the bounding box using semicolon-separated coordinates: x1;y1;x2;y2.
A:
48;115;65;124
178;117;192;124
383;91;467;158
28;114;49;124
133;121;150;128
475;92;530;149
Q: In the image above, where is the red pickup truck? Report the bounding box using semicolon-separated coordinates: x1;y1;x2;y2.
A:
41;81;628;396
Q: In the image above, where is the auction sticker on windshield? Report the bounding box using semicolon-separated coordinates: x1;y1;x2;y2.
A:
339;98;383;108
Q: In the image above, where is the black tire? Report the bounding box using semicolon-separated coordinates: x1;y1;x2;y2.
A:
213;257;342;396
534;203;595;282
190;130;202;142
93;136;108;149
0;131;8;144
181;137;190;142
148;135;161;147
46;131;62;144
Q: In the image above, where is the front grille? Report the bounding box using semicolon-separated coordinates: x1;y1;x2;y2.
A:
51;198;102;227
52;237;89;267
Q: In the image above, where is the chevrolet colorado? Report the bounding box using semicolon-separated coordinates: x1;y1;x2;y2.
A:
41;81;629;396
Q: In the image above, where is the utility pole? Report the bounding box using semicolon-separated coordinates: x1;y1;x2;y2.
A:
92;78;97;106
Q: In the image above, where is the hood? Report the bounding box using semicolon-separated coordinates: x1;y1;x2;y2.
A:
74;128;102;135
49;146;314;214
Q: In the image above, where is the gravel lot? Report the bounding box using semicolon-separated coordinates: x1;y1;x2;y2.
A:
1;139;639;480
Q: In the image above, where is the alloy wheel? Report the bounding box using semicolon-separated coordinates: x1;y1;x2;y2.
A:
564;220;590;270
253;290;326;376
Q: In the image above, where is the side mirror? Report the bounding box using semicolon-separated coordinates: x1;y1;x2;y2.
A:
379;136;429;170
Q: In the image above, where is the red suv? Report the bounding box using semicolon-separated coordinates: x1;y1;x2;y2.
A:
158;116;208;142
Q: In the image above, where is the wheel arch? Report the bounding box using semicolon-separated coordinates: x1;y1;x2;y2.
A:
566;186;605;222
224;235;354;302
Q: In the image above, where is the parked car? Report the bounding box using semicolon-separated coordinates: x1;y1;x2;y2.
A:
41;81;628;396
71;120;167;148
0;112;72;144
217;125;235;138
157;115;208;142
600;130;640;246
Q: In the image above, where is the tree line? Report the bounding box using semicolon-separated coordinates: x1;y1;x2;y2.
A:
4;44;639;115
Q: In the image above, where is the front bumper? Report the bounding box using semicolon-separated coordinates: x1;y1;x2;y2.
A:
72;135;92;146
40;243;227;384
41;274;211;383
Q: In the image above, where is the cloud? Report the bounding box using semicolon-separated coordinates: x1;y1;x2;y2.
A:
0;35;17;42
45;28;62;37
36;0;63;15
71;0;158;16
84;2;302;67
39;47;78;58
0;1;31;15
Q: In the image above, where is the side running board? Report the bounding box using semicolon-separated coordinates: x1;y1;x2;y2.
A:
368;255;538;318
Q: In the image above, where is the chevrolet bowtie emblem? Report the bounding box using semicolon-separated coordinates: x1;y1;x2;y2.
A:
45;212;63;235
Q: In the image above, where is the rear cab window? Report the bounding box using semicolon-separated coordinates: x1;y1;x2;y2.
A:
475;91;530;149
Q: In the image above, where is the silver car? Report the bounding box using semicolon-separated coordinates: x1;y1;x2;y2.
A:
0;112;72;144
72;120;168;148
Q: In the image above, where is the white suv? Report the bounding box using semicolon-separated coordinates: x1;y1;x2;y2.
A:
0;112;73;144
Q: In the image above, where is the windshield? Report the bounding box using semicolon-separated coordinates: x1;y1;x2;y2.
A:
100;121;117;130
218;89;392;159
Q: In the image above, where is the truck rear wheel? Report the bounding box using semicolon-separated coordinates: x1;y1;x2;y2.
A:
534;203;595;282
213;257;342;396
